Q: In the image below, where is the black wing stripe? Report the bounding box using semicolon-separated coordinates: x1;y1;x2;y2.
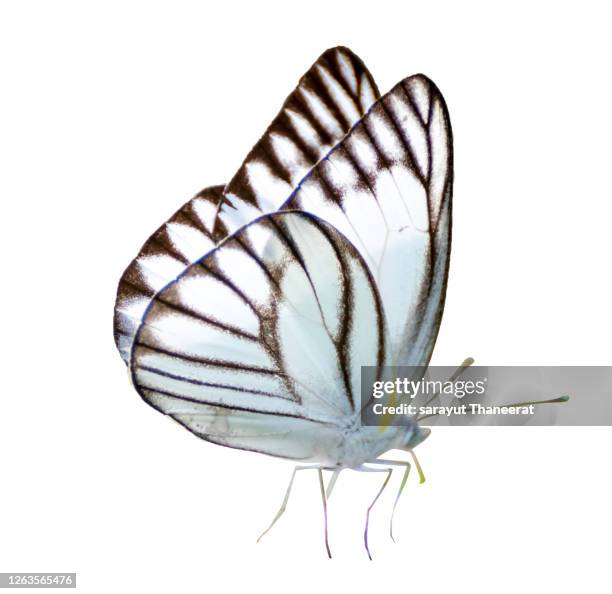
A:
215;47;380;232
135;341;281;375
131;211;386;425
137;365;286;399
378;95;427;184
197;260;262;320
233;236;281;291
141;387;322;421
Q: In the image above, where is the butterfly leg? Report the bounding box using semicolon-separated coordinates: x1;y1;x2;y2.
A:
369;459;411;542
317;468;332;559
355;465;394;560
326;469;341;499
257;464;320;543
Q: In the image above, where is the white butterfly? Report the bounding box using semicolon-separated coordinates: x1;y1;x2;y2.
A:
113;47;452;558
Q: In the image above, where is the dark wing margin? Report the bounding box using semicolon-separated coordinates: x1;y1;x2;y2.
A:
216;46;381;234
113;185;224;364
128;211;386;459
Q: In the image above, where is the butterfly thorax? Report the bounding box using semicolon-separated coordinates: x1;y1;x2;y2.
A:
325;421;416;469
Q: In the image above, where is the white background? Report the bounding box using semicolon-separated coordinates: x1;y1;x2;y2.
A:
1;1;611;592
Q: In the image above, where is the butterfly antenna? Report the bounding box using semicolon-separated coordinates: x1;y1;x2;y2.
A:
499;395;570;408
421;357;475;409
450;357;475;381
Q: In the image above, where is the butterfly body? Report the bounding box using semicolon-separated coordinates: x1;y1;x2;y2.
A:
323;421;426;469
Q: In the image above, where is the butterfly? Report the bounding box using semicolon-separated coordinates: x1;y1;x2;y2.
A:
113;46;452;559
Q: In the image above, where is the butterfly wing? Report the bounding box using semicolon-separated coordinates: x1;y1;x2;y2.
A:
129;211;386;461
215;46;380;235
114;185;224;364
275;75;452;369
114;54;452;460
114;47;379;364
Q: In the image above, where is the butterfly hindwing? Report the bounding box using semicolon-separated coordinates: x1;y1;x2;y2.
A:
129;211;386;459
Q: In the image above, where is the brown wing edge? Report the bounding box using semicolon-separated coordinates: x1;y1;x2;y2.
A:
215;46;381;228
113;184;225;364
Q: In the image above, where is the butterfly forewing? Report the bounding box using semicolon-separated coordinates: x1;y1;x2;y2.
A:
280;74;453;369
215;46;380;234
114;47;379;367
113;185;224;363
